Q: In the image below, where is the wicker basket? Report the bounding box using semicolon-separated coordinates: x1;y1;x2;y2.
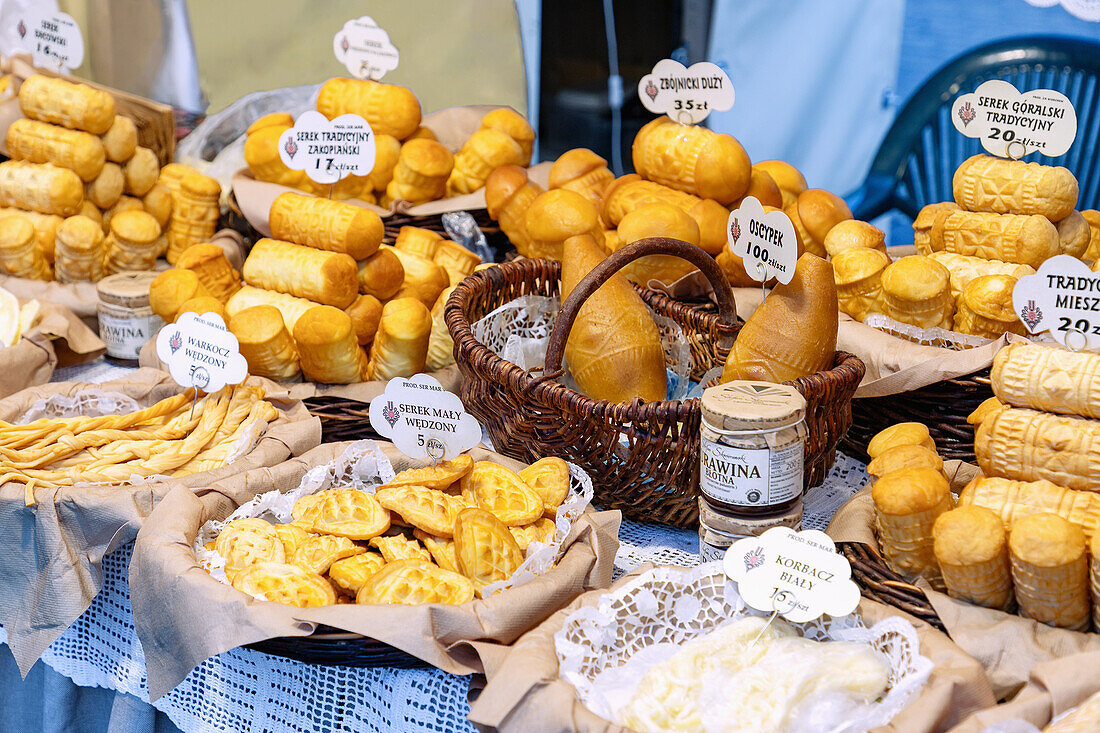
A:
840;370;993;463
839;542;946;631
446;237;866;528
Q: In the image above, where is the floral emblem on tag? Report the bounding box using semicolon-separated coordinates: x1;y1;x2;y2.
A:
645;79;658;102
729;217;741;245
17;20;26;38
957;101;976;127
169;331;182;354
283;137;297;159
1020;300;1043;329
340;35;349;54
382;400;401;427
743;546;764;572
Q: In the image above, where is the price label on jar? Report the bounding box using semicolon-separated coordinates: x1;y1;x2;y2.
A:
369;374;482;461
278;110;376;185
726;196;798;285
952;80;1077;159
1013;255;1100;351
16;8;84;71
638;59;734;125
334;16;399;80
724;527;860;623
156;312;248;391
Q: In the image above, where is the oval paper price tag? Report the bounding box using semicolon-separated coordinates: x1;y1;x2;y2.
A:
638;59;733;125
368;374;482;461
155;312;248;391
278;111;376;185
1013;255;1100;351
17;9;84;71
726;196;797;285
723;527;860;624
334;16;399;80
952;80;1077;159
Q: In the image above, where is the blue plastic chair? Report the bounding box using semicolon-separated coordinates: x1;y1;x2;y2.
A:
849;35;1100;221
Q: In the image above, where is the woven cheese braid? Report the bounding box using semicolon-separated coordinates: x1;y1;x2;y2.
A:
0;391;193;449
0;404;203;468
174;399;278;477
11;389;232;503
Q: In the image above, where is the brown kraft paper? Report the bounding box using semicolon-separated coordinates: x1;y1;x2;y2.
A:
0;299;105;398
138;333;461;401
947;650;1100;732
827;467;1100;701
129;440;621;701
466;565;995;733
0;368;321;676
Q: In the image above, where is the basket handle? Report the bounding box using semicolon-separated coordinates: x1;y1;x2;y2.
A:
544;236;738;379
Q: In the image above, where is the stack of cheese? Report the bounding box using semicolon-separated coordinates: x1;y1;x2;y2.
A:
0;74;195;282
244;78;535;206
484;116;863;292
836;154;1093;340
867;342;1100;631
177;192;480;384
209;455;568;607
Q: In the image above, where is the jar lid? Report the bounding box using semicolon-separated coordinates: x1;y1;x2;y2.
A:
97;271;157;308
700;380;806;432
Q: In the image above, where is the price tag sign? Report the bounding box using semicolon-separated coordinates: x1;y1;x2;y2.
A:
155;312;248;391
16;9;84;72
369;374;482;461
724;527;860;623
726;196;798;285
334;16;399;80
278;111;376;185
1013;255;1100;351
638;59;734;125
952;80;1077;159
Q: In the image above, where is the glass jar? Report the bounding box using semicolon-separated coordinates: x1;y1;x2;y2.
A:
697;380;807;557
97;271;163;365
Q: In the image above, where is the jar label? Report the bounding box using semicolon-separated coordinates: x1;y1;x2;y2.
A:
699;538;728;563
99;311;162;360
699;436;802;506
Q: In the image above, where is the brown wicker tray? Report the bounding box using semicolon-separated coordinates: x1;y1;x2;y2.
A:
446;237;865;528
839;370;993;463
839;541;944;631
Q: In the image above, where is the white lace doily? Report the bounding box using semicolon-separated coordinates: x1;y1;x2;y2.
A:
196;441;595;598
18;390;142;424
556;564;932;733
471;293;694;400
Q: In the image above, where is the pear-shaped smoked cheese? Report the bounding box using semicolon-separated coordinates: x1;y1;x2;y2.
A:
721;253;838;383
561;234;666;403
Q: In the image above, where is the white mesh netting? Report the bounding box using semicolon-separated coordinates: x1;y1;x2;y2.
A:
3;451;869;732
556;564;932;733
18;390;142;424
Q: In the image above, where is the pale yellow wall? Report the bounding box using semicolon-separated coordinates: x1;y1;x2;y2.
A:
62;0;527;116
